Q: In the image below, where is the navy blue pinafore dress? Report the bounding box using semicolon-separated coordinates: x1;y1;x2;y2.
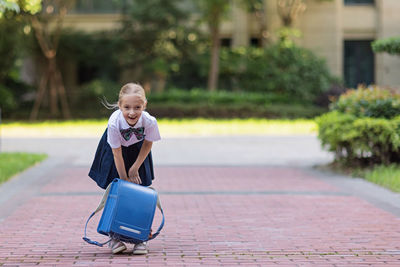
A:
88;129;155;189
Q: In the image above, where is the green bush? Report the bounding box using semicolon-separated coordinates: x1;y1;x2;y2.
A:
0;13;33;116
0;15;24;81
317;85;400;165
65;79;121;118
167;44;336;104
146;88;325;118
147;102;323;119
332;85;400;119
58;30;122;83
218;45;334;103
0;84;16;112
148;88;295;105
77;79;120;103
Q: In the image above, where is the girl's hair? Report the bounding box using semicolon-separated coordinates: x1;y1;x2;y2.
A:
102;83;147;110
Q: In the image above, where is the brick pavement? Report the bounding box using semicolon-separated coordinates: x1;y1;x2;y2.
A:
1;163;400;266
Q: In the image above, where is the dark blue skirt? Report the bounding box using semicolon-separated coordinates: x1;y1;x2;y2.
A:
88;129;155;189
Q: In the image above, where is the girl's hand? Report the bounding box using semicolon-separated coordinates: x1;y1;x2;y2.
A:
128;166;142;184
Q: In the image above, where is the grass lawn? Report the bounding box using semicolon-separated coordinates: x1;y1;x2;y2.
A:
364;164;400;193
0;152;48;184
1;118;317;137
320;162;400;193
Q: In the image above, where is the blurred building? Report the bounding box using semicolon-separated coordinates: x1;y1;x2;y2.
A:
64;0;400;88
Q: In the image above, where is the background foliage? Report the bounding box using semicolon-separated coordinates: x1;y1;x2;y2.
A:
0;0;340;120
218;44;334;103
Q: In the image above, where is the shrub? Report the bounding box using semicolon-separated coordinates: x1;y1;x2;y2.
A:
317;86;400;165
0;15;24;81
58;30;122;83
0;84;16;113
146;88;325;118
317;111;400;164
59;79;122;118
168;44;336;104
218;44;334;103
0;78;36;118
332;85;400;119
77;79;120;103
148;88;294;105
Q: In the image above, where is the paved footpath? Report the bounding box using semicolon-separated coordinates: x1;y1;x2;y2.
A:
1;136;400;266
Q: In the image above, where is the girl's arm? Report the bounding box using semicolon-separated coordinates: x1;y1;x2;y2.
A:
111;147;130;181
128;140;153;184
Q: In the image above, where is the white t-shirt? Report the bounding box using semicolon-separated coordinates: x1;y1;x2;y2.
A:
107;110;161;148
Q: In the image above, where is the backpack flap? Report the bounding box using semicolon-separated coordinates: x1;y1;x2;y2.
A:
110;179;158;242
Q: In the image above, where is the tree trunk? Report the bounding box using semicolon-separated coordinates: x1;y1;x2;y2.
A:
29;3;71;120
48;58;58;116
207;23;221;91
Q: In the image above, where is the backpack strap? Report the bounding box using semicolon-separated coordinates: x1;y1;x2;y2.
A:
82;183;112;247
148;187;165;241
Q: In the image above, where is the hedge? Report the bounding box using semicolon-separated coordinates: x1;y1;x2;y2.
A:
317;86;400;165
317;111;400;164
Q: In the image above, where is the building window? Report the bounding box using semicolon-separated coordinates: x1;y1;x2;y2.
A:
344;40;375;88
250;38;260;47
220;38;232;47
344;0;374;5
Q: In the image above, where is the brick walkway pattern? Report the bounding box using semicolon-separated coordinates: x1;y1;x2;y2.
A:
1;163;400;266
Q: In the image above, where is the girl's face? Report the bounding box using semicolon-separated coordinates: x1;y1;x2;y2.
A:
119;94;146;126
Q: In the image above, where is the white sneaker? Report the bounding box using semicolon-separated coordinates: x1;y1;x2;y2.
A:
109;239;127;254
133;242;148;255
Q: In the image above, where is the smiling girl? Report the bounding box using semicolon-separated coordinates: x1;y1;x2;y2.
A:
88;83;161;254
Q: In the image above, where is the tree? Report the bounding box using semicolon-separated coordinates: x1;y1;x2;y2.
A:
0;0;20;15
119;0;189;93
0;0;42;16
0;0;42;80
0;0;42;114
196;0;230;91
1;0;71;119
29;0;72;120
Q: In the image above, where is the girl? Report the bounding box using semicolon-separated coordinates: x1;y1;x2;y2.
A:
88;83;161;255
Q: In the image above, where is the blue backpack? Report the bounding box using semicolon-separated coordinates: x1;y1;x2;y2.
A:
83;178;165;246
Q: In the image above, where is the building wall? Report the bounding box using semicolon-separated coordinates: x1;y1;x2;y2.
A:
227;0;400;88
298;0;342;77
375;0;400;87
63;14;121;32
